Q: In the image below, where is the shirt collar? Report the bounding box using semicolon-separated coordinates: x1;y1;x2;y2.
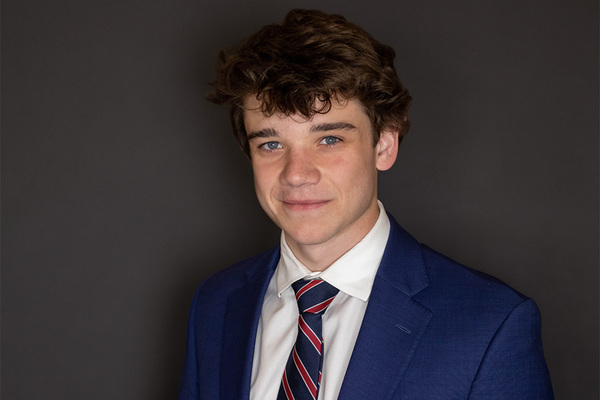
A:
276;201;390;302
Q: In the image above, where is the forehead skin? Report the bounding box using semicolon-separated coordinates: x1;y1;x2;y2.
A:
243;95;343;121
242;95;377;145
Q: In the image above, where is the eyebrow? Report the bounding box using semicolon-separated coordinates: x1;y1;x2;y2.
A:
247;128;279;141
310;122;357;133
246;122;357;141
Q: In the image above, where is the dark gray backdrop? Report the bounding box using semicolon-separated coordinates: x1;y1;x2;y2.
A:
3;0;598;398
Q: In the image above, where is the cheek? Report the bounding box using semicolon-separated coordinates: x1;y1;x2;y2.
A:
251;169;276;218
252;164;277;198
252;171;267;197
329;150;376;179
335;153;378;196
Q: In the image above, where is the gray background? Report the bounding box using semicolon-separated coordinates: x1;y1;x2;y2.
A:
2;0;598;398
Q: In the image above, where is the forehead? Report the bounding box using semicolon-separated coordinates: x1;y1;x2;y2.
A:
242;95;370;129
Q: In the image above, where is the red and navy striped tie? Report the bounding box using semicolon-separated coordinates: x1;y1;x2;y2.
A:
278;279;339;400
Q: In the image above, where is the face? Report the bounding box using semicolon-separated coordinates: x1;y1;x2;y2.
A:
243;97;398;259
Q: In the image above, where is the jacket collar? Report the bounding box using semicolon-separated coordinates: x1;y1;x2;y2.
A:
377;212;430;296
338;214;432;399
219;246;280;400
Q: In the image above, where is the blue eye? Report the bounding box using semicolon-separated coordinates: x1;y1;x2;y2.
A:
320;136;340;145
259;141;282;151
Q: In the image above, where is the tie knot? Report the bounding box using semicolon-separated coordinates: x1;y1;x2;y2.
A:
291;279;339;315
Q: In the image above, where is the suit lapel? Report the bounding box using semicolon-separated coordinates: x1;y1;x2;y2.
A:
219;247;280;400
338;216;432;399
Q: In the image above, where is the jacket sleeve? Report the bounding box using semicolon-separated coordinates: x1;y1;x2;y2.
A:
468;298;554;399
177;286;202;400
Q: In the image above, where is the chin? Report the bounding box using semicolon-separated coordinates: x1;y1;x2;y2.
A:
284;225;337;247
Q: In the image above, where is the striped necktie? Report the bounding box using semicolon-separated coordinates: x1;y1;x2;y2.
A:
278;279;339;400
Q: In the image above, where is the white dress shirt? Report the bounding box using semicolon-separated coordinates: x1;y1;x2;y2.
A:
250;201;391;400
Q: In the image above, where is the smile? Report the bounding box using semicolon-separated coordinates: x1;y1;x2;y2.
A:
281;199;331;211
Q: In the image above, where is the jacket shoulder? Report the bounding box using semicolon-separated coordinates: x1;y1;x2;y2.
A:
417;244;530;315
195;245;280;298
399;245;553;397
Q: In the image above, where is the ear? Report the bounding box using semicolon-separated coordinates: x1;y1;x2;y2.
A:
375;129;399;171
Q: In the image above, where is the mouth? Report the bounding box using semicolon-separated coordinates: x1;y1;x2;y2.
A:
281;199;331;211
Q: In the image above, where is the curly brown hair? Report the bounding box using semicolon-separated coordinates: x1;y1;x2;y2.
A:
207;9;412;157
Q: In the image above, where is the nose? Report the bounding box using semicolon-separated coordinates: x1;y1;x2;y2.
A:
280;148;320;187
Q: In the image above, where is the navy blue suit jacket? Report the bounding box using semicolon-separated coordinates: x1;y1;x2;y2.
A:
178;215;553;399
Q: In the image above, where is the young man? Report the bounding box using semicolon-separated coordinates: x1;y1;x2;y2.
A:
178;9;553;399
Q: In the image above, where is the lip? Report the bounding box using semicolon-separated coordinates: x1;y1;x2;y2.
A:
281;199;331;211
